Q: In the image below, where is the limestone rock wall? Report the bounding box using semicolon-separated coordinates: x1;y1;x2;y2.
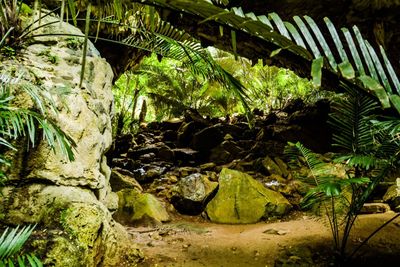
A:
0;15;142;266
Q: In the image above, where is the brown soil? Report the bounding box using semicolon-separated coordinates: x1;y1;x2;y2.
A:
129;212;400;267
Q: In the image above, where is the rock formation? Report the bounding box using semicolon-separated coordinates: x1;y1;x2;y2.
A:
0;15;143;266
205;168;292;224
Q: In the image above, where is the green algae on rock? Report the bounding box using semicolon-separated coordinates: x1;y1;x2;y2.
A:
206;168;291;224
115;189;170;226
0;13;144;266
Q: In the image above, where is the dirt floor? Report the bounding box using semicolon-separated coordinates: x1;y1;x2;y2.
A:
128;212;400;267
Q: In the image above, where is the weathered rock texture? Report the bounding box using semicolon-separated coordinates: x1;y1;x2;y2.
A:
0;15;142;266
170;173;218;215
205;168;291;224
115;189;170;226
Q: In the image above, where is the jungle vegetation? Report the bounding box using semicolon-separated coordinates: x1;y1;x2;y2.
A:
0;0;399;266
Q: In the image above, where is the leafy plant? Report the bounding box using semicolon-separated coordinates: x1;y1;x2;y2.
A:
0;225;42;267
0;0;22;48
127;0;400;114
211;49;318;111
112;71;143;135
0;72;75;165
285;84;400;264
37;49;58;64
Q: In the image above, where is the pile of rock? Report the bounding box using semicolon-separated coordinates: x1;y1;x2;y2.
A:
108;100;333;224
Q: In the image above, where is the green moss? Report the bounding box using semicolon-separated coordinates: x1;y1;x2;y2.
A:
43;236;86;267
59;203;103;246
38;49;59;64
116;189;170;224
206;168;292;224
65;37;83;50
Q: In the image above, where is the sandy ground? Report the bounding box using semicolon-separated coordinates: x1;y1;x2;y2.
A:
128;212;400;267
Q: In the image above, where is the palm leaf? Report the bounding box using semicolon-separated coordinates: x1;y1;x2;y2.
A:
329;84;378;153
129;0;400;112
0;225;42;267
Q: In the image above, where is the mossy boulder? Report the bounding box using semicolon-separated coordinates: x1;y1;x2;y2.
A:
383;179;400;211
206;168;291;224
0;185;144;267
110;168;143;192
115;189;170;226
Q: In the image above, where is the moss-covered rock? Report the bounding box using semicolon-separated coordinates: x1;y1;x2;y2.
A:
0;185;144;266
262;156;283;176
0;13;143;266
110;168;143;192
383;179;400;211
115;189;170;226
205;168;291;224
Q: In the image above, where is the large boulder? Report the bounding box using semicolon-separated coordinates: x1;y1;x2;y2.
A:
0;185;143;266
206;168;291;224
115;189;170;226
0;14;142;266
170;173;218;215
110;168;143;192
383;179;400;211
192;124;225;151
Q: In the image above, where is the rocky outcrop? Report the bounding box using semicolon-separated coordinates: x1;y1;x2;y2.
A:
0;15;142;266
0;185;143;266
107;101;331;218
205;168;291;224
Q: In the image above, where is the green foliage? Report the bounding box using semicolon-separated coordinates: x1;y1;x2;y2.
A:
213;50;318;111
285;84;400;264
37;49;58;64
129;0;400;114
112;49;321;131
0;46;16;58
0;72;75;163
0;0;22;48
112;53;245;130
112;71;143;135
64;37;82;50
0;225;42;267
329;84;378;155
0;70;75;189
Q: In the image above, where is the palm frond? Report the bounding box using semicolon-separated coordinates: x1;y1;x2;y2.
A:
130;0;400;114
329;84;378;154
0;225;42;267
0;72;75;161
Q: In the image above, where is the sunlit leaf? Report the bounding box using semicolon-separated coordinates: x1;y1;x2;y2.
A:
311;57;324;87
338;61;355;79
358;75;390;108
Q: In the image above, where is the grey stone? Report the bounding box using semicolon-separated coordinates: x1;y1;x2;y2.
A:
171;173;218;215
